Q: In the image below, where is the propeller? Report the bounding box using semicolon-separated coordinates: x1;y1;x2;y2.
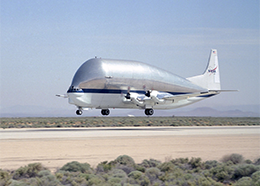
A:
143;85;151;97
125;86;131;99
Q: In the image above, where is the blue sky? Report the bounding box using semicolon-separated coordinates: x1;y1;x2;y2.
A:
0;0;259;114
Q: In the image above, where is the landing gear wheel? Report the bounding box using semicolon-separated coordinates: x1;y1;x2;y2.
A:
76;110;83;115
101;109;110;116
145;109;154;116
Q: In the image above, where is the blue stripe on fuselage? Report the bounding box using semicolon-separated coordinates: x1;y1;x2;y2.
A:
67;88;191;95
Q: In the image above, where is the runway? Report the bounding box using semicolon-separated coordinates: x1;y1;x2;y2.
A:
1;126;259;139
0;126;259;171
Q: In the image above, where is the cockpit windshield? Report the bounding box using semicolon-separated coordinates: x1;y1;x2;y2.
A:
67;86;82;92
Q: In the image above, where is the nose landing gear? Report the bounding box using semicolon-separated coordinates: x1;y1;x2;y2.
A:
145;108;154;116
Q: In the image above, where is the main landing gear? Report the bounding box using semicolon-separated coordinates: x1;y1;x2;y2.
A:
101;109;110;116
76;109;110;116
145;108;154;116
76;109;83;115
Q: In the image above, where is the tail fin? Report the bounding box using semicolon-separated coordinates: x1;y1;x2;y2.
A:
187;49;221;90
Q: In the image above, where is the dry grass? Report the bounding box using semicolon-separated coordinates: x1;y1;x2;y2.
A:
0;117;259;128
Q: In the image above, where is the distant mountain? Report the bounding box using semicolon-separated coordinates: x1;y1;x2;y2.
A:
213;104;260;114
0;105;259;117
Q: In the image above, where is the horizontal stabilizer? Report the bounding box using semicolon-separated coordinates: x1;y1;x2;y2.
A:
56;94;68;98
209;90;238;92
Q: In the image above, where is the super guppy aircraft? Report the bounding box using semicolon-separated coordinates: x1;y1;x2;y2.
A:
57;49;225;116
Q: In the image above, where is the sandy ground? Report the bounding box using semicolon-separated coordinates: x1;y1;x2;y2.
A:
1;129;259;171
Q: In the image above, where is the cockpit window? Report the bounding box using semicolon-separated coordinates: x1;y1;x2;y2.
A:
68;86;82;92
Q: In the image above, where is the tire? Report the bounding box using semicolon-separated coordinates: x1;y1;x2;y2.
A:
105;109;110;115
76;110;82;115
145;109;154;116
101;109;110;116
148;109;154;115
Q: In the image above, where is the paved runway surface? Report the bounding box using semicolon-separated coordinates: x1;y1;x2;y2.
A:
0;126;259;171
1;126;259;139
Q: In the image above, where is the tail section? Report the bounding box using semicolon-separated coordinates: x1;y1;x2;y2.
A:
187;49;221;90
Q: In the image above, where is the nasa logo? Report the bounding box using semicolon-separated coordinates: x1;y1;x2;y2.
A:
208;66;217;73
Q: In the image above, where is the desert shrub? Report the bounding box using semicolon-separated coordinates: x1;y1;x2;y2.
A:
160;168;185;183
255;157;260;165
107;177;121;186
234;177;252;186
221;153;244;164
96;161;115;173
110;169;127;179
106;169;128;186
145;167;162;184
116;165;135;174
189;157;204;169
128;170;143;180
244;159;253;164
139;159;161;168
60;161;92;173
158;161;176;172
190;175;219;186
87;174;104;185
164;173;222;186
170;158;191;171
82;173;96;181
210;163;234;183
37;170;51;177
232;164;260;180
9;180;27;186
13;163;45;180
128;170;150;186
171;157;189;165
136;159;161;173
0;169;11;186
55;171;89;185
251;170;260;185
115;155;136;168
135;164;146;173
28;170;61;186
37;170;61;186
163;173;194;186
5;154;260;186
55;172;64;182
204;160;219;169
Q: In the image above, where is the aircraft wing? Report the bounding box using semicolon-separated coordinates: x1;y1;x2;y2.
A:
162;91;222;101
136;92;173;101
161;92;202;100
130;90;219;108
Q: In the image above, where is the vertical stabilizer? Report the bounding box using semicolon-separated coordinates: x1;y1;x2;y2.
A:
187;49;221;90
